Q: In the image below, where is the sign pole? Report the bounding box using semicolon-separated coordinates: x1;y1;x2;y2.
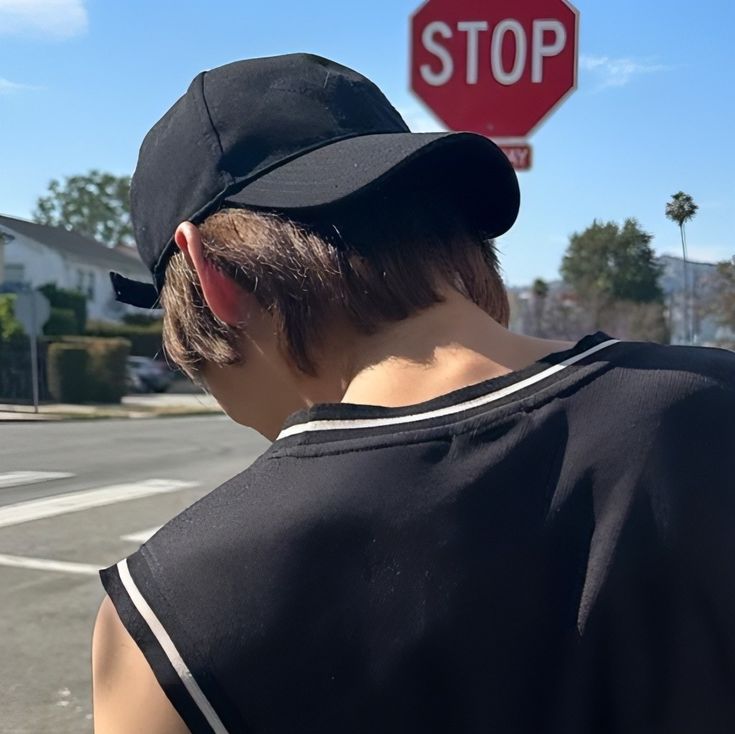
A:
12;288;50;413
29;290;39;414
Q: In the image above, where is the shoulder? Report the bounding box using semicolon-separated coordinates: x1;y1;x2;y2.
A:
92;596;190;733
602;342;735;544
555;339;735;532
97;447;358;733
564;339;735;448
95;454;286;733
607;339;735;394
628;342;735;442
579;339;735;431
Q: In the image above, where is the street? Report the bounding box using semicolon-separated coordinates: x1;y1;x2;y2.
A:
0;416;268;734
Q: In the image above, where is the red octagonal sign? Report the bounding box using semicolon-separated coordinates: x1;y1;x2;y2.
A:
411;0;579;139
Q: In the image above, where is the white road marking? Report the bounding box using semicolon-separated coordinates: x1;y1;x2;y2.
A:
0;479;198;529
0;471;74;489
121;526;161;543
0;553;99;576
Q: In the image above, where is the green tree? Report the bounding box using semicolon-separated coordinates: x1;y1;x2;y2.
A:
531;278;549;299
561;219;666;342
562;219;663;305
33;170;132;246
714;257;735;332
531;278;549;337
665;191;699;343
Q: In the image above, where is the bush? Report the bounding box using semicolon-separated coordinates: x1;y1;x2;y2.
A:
0;294;24;342
122;313;161;327
87;337;130;403
38;283;87;333
47;344;89;403
63;337;131;403
597;300;670;343
85;320;163;358
44;308;79;336
47;337;130;403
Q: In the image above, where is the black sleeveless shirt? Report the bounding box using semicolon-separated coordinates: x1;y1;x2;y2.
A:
101;332;735;733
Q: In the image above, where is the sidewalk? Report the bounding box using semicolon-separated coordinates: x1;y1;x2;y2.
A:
0;392;222;422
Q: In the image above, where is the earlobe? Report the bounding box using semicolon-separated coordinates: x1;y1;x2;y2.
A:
173;221;250;327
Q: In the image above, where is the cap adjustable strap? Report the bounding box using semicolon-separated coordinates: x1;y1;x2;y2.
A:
109;272;160;309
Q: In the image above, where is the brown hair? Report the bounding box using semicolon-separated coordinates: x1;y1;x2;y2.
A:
161;175;510;377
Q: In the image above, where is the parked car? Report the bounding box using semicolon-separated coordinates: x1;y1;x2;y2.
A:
126;356;173;393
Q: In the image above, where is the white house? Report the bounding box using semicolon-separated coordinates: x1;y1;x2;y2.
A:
0;214;153;323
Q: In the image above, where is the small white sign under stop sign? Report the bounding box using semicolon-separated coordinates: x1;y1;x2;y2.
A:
499;144;532;171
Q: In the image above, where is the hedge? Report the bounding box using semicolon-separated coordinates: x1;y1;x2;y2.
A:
122;313;161;327
85;320;163;359
47;344;89;403
88;337;130;403
44;307;79;336
38;283;86;333
48;337;131;403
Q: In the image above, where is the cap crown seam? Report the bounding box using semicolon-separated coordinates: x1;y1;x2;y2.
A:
195;71;232;190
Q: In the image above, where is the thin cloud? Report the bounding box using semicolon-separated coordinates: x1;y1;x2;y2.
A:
0;0;88;40
0;77;41;94
580;54;672;90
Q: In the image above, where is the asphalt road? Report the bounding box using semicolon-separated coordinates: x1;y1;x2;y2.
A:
0;416;269;734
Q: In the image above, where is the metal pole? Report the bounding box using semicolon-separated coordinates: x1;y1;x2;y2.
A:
680;224;691;345
29;290;39;414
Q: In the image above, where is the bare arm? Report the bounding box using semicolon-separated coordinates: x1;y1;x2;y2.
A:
92;595;190;734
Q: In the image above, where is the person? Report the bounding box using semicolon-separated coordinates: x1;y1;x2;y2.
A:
92;54;735;734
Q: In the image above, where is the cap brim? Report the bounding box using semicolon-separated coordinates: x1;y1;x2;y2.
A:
112;131;519;309
225;131;520;238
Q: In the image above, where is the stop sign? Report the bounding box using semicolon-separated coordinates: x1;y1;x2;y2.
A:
411;0;579;139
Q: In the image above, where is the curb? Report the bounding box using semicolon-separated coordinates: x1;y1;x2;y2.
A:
0;408;222;423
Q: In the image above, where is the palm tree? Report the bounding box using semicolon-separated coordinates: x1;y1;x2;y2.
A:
665;192;698;344
531;278;549;337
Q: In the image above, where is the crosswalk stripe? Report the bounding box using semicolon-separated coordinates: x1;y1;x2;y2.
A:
0;471;74;489
0;479;198;529
121;526;162;543
0;553;99;576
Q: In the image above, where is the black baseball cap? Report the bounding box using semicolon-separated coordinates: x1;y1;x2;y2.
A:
111;53;520;309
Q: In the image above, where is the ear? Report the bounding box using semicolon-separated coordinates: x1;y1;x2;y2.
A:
174;222;250;327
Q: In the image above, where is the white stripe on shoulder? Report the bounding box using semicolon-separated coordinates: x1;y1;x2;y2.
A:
117;558;229;734
278;339;620;440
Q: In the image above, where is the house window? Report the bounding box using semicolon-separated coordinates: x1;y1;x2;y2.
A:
5;263;25;285
74;269;95;300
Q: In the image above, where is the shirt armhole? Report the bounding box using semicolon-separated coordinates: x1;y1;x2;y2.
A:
99;557;230;734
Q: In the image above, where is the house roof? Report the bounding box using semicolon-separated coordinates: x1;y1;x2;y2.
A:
0;213;150;277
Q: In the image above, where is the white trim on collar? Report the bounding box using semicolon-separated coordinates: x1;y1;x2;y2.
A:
277;339;620;441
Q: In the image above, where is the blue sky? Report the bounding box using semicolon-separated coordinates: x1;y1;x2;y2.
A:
0;0;732;286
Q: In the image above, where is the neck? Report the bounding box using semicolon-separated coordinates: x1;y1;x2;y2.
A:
302;289;574;410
